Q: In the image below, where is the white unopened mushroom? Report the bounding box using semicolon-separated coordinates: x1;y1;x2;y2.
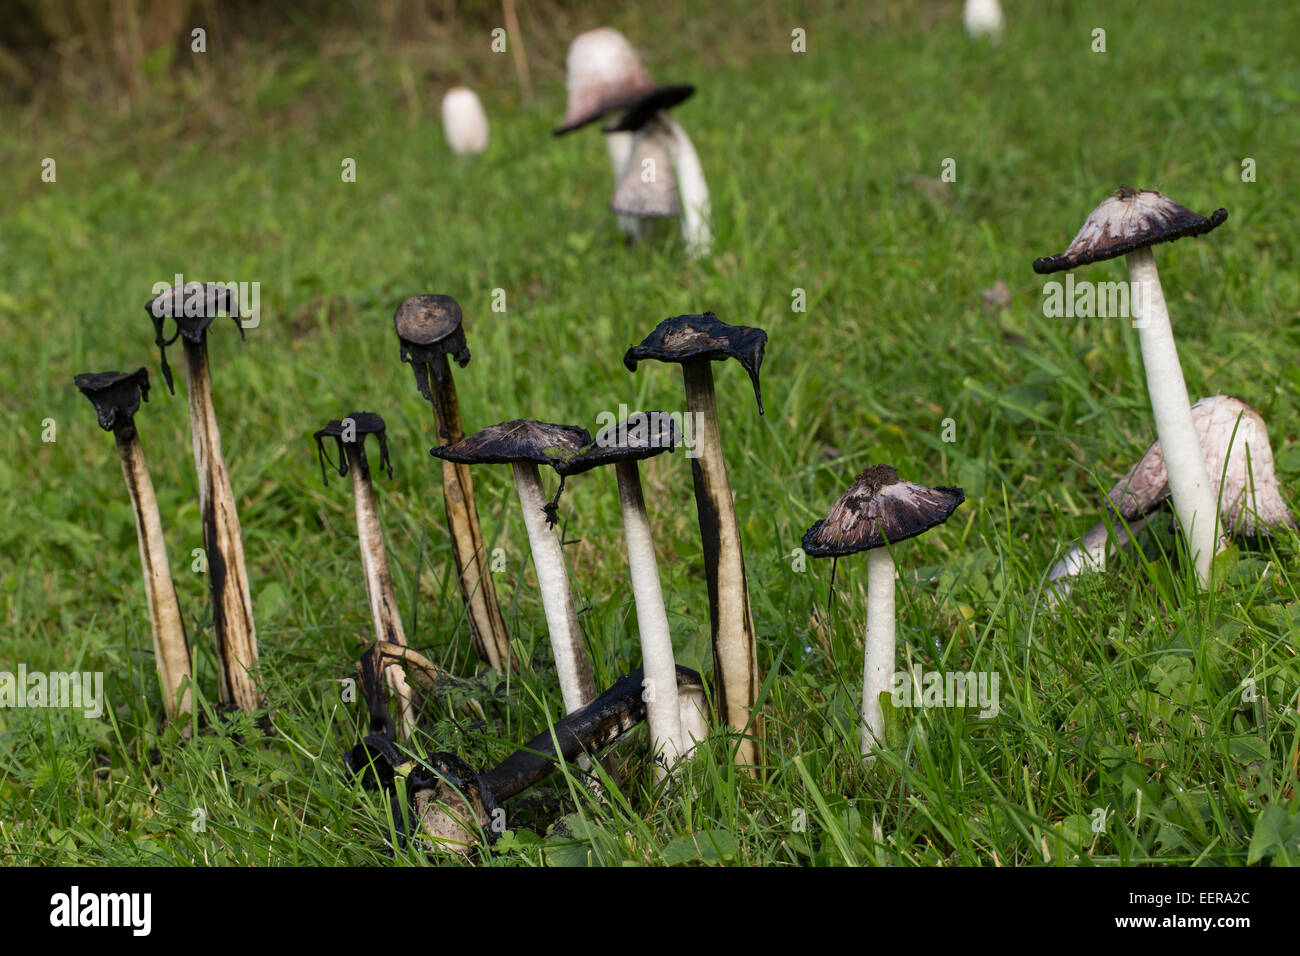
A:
1048;395;1296;602
441;87;489;156
1035;188;1229;587
963;0;1004;41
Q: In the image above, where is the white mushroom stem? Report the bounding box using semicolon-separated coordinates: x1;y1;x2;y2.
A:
681;362;760;770
659;113;712;259
512;461;597;713
1126;246;1221;586
605;131;644;240
861;547;895;757
614;459;684;777
183;339;260;711
346;444;417;739
118;431;193;733
677;682;710;757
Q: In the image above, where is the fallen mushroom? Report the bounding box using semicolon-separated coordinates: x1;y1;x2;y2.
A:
604;85;712;259
441;86;489;156
556;411;689;776
394;294;512;673
347;664;707;855
146;281;260;711
430;420;597;714
74;367;193;732
1048;395;1296;602
1034;188;1228;587
313;412;418;738
555;27;699;246
624;312;766;770
802;465;965;756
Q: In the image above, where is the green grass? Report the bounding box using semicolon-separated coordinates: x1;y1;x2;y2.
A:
2;0;1298;866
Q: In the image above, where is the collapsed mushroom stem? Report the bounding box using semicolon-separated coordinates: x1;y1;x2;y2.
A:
346;443;418;739
605;131;645;240
512;461;597;713
659;113;712;259
117;430;193;732
861;547;896;757
1046;515;1149;606
1126;246;1221;585
182;338;260;711
681;361;760;769
614;458;685;776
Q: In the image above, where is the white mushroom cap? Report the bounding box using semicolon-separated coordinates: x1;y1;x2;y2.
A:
558;27;655;132
963;0;1003;39
441;87;489;156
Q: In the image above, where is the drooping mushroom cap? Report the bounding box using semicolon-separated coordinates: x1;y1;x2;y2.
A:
1105;395;1295;536
801;464;966;557
429;419;593;468
144;281;246;394
602;84;695;133
394;294;471;369
73;367;151;440
441;86;489;156
611;125;680;218
313;411;393;486
1033;188;1227;274
409;752;498;855
623;312;768;415
556;411;681;477
555;27;658;135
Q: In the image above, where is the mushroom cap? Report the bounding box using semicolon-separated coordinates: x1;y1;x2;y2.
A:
623;312;768;415
602;84;695;133
610;125;680;218
1105;395;1295;536
556;411;681;476
144;281;244;342
409;752;497;854
393;294;470;361
312;411;393;484
555;28;676;135
73;367;150;438
441;86;489;156
429;419;593;467
801;464;966;557
1033;188;1227;274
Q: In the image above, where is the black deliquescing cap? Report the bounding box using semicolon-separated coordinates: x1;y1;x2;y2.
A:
73;367;151;442
801;464;965;557
313;411;393;486
1032;187;1227;275
602;84;696;133
556;411;681;477
623;312;768;415
144;282;245;394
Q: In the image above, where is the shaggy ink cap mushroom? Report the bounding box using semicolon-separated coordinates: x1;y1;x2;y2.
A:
554;28;674;135
144;281;245;394
431;419;592;468
624;312;767;415
74;367;151;441
1033;188;1227;275
313;411;393;486
802;465;967;557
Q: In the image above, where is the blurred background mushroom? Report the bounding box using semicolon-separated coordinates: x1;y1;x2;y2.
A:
440;86;489;156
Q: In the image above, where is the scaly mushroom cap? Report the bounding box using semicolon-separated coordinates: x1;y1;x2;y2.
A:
556;28;686;135
441;86;489;156
1105;395;1295;535
394;294;471;365
313;411;393;485
430;419;593;467
602;84;695;133
556;411;681;477
802;464;966;557
623;312;768;415
74;367;150;440
610;124;680;218
144;281;246;393
1033;188;1227;274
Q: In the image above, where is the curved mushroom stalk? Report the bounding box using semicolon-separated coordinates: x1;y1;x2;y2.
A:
1045;516;1148;606
658;113;712;259
75;369;193;731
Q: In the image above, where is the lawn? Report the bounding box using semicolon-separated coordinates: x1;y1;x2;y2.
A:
1;0;1298;866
